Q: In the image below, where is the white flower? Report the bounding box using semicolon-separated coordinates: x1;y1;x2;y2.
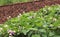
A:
53;18;57;21
8;30;15;33
58;26;60;28
19;13;21;16
0;28;3;32
13;30;16;33
8;30;12;33
50;24;54;27
17;14;21;18
28;16;32;19
7;16;11;19
8;30;16;36
23;11;25;13
4;25;8;27
17;15;20;18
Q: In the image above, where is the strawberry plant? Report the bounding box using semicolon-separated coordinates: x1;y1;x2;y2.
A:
0;5;60;37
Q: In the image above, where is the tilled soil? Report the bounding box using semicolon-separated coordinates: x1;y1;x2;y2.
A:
0;0;60;24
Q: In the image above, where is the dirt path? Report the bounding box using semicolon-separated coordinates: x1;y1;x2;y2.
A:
0;0;60;24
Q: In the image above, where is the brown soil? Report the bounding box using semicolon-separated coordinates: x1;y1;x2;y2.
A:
0;0;60;24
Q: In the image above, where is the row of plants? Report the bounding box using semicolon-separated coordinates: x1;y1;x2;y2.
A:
0;0;36;6
0;5;60;37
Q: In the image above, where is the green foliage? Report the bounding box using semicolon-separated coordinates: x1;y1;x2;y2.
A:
0;5;60;37
0;0;30;6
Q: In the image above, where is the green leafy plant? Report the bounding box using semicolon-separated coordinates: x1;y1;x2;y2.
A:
0;5;60;37
19;5;60;37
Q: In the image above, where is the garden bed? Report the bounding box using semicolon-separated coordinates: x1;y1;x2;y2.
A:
0;0;60;23
0;5;60;37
